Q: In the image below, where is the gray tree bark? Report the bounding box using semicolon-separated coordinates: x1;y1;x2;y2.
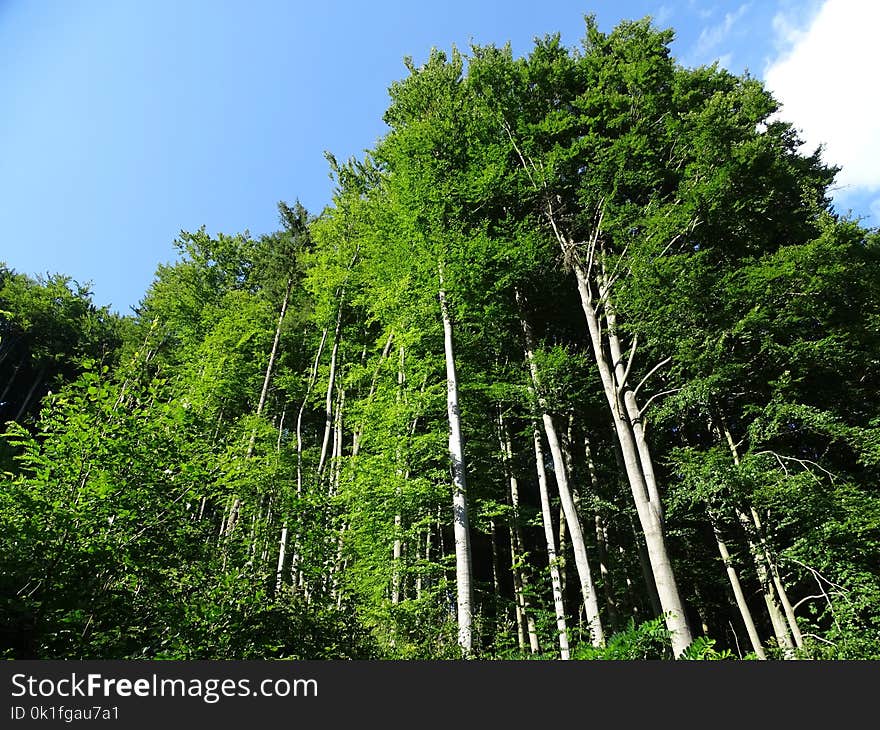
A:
438;274;473;656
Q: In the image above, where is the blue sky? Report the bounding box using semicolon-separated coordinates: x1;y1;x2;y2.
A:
1;1;877;314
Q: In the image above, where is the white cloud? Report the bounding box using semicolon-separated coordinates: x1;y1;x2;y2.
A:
764;0;880;193
694;3;750;58
715;52;732;70
687;0;717;21
652;4;673;27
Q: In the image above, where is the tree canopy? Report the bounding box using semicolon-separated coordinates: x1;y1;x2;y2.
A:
2;16;878;660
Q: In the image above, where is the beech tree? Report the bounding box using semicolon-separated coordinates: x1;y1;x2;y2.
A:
2;14;878;661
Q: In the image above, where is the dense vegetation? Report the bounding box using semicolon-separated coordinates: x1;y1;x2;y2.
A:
2;18;879;660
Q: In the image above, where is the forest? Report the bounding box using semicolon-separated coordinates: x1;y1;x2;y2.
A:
1;17;879;660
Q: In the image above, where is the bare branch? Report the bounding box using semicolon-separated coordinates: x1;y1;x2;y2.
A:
785;557;846;633
501;119;537;189
582;234;598;280
616;334;639;393
633;357;672;398
637;387;682;419
792;594;825;611
754;451;838;482
121;485;194;548
803;633;836;647
785;557;847;591
578;200;605;277
600;241;630;297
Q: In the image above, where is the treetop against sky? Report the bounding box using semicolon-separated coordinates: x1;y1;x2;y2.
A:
0;0;877;313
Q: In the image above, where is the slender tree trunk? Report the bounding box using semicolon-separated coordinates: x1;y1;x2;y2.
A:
275;524;288;593
756;506;804;650
518;298;603;646
211;408;225;445
570;260;692;655
297;327;329;495
329;387;345;496
601;273;664;515
710;514;767;659
558;505;568;599
247;278;292;457
0;359;23;409
720;421;800;655
330;521;347;605
222;497;242;541
533;424;570;659
14;364;46;421
438;273;473;656
499;422;525;652
276;406;287;451
542;412;604;646
489;519;504;639
582;431;620;631
352;331;395;457
499;413;540;654
415;530;424;601
317;304;344;476
418;524;434;602
392;513;403;605
391;345;407;605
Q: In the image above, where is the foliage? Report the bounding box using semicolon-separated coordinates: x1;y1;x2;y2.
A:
2;15;879;660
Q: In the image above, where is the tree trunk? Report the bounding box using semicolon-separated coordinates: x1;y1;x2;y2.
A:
0;359;23;413
720;421;800;655
391;345;408;606
14;364;46;421
710;514;767;659
581;431;621;631
489;519;504;642
275;524;288;594
533;424;570;659
247;278;292;457
499;413;540;654
392;512;403;605
601;274;664;515
518;298;604;647
352;331;395;457
632;518;663;620
317;303;344;476
330;387;345;496
438;274;473;656
570;260;692;656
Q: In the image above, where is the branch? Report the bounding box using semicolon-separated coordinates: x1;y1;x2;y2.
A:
650;216;701;257
784;557;846;633
638;388;682;419
582;233;598;280
633;357;672;398
120;485;194;548
600;240;630;298
616;334;639;393
754;451;838;482
501;118;538;190
792;594;825;612
785;557;847;591
573;199;605;278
